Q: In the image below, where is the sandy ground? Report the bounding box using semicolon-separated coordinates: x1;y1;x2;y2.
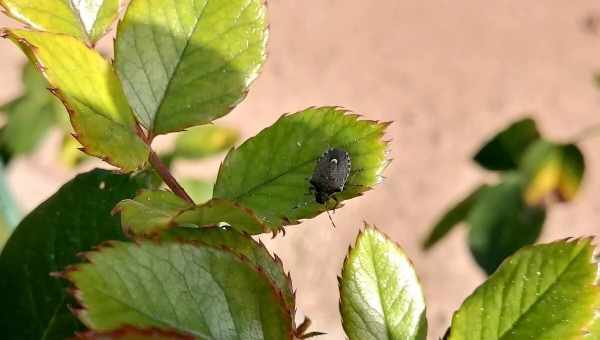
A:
2;1;600;339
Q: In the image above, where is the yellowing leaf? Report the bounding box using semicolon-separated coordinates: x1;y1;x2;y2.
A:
2;30;149;172
0;0;120;44
520;140;585;204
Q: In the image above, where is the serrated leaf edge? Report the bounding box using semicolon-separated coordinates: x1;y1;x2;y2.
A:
58;239;295;339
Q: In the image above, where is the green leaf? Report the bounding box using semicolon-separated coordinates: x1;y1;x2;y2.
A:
473;118;541;171
163;227;295;312
114;190;192;237
64;240;294;339
449;239;600;340
423;185;487;250
214;107;390;230
0;169;145;340
115;0;268;135
520;140;585;205
0;62;64;157
180;178;213;203
75;326;194;339
467;174;546;275
340;225;427;340
116;190;267;236
0;0;120;44
174;125;240;159
2;30;150;172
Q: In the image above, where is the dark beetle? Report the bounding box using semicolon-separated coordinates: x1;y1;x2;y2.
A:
310;148;351;204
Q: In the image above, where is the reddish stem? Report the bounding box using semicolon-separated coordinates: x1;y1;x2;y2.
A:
148;150;194;204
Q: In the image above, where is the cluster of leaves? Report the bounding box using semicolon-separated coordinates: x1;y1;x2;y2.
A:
423;118;586;274
0;1;598;340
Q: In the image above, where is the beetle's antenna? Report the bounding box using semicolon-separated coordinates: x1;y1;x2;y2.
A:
325;207;337;228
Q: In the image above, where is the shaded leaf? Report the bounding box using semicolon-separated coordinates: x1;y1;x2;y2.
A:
2;30;149;172
114;190;192;237
520;140;585;205
0;0;120;44
473;118;540;171
214;107;390;230
116;190;267;236
180;178;213;204
163;226;295;311
174;125;239;159
340;225;427;340
0;169;145;340
64;240;294;339
0;62;64;157
467;174;545;275
75;326;194;339
115;0;268;135
423;185;487;250
449;239;600;340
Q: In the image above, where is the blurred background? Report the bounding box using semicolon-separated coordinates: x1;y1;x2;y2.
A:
1;1;600;338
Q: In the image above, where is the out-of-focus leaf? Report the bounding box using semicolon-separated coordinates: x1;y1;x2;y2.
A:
214;107;390;231
449;239;600;340
163;227;295;311
0;169;145;340
473;118;540;171
75;326;194;339
174;125;239;159
0;62;64;157
180;178;213;204
115;0;268;135
520;140;585;205
467;174;545;275
59;134;89;168
340;225;427;340
116;190;267;236
0;161;19;249
423;185;487;250
63;240;294;339
2;30;149;172
0;0;120;44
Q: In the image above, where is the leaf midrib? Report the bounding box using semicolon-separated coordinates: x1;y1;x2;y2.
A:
496;244;587;340
151;0;210;132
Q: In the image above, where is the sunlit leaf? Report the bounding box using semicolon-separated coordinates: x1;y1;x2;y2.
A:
0;0;120;44
115;0;268;135
64;240;294;339
467;174;545;275
473;118;540;171
2;30;149;172
423;185;487;250
116;190;267;236
214;107;390;230
340;225;427;340
163;227;295;311
520;140;585;205
174;125;239;159
449;239;600;340
0;169;145;340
